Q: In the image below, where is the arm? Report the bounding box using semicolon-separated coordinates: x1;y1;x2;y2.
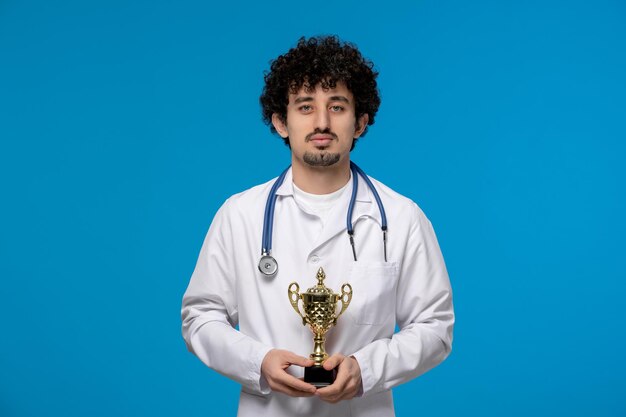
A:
181;201;274;395
351;204;454;396
181;200;317;396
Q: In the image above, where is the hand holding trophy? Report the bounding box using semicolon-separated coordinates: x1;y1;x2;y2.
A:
287;267;353;387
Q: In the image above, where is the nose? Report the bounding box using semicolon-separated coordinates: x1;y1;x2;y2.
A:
314;108;330;131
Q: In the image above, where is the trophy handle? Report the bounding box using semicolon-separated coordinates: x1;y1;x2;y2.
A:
335;283;353;321
288;282;307;326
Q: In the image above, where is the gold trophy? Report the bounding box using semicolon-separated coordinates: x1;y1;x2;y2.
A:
287;267;352;387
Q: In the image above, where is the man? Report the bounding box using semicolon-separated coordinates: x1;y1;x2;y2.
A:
182;36;454;417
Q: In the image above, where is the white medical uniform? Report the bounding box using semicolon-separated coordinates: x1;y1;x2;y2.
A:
181;167;454;417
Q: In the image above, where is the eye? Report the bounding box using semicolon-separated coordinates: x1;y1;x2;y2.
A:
299;104;313;113
330;105;344;112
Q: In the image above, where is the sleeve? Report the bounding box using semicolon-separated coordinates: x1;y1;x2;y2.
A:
181;199;274;395
351;204;454;396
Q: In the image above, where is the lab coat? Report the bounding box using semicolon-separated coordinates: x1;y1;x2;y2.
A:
181;167;454;417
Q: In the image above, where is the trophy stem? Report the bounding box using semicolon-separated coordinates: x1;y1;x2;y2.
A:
305;331;336;387
310;332;328;366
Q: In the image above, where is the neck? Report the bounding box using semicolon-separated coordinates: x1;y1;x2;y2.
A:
291;157;351;195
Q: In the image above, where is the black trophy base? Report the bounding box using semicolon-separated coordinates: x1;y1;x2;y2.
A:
305;365;337;387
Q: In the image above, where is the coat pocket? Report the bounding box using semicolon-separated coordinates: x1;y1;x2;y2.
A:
347;261;399;325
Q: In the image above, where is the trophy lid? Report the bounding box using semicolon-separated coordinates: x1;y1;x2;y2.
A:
305;267;334;295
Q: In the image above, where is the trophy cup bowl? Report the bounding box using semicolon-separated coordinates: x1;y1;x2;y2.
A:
288;267;352;387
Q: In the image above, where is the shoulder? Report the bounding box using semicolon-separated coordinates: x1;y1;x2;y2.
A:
366;175;428;226
365;175;440;252
216;177;276;217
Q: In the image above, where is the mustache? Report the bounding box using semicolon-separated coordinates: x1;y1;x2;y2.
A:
305;128;338;142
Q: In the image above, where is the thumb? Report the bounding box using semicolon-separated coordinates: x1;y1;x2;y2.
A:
322;354;345;370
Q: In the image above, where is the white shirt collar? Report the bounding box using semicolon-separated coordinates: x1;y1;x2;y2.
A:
275;166;372;203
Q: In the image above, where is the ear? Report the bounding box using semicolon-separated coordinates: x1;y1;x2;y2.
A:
354;113;369;138
272;113;289;138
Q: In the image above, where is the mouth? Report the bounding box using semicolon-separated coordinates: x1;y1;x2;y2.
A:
307;133;336;148
310;137;333;147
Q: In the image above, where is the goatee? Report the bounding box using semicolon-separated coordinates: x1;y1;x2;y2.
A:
303;151;341;167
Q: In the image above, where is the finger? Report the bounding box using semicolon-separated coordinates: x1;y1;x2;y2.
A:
322;353;345;370
284;351;315;367
317;369;349;398
275;371;317;393
317;361;357;402
316;385;344;400
316;385;340;400
316;386;344;404
273;383;316;397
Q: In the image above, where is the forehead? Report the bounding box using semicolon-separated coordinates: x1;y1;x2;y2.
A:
288;81;354;103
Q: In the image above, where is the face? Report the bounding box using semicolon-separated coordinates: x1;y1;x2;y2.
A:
272;81;368;169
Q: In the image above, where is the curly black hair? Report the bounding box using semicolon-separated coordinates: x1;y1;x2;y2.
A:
260;35;380;149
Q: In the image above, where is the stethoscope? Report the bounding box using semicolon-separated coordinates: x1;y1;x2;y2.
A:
258;161;388;278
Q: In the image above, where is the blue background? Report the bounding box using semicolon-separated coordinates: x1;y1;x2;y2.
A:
1;0;625;416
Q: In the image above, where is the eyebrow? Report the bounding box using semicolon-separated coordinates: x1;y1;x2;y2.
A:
294;96;313;104
293;95;351;104
329;96;350;104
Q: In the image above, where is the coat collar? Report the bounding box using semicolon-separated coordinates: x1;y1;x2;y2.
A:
274;166;379;250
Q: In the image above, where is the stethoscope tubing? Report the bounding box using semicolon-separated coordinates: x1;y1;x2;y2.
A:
261;166;290;255
259;162;388;277
350;162;388;231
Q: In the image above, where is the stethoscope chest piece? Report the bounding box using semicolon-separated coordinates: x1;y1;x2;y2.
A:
258;254;278;278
